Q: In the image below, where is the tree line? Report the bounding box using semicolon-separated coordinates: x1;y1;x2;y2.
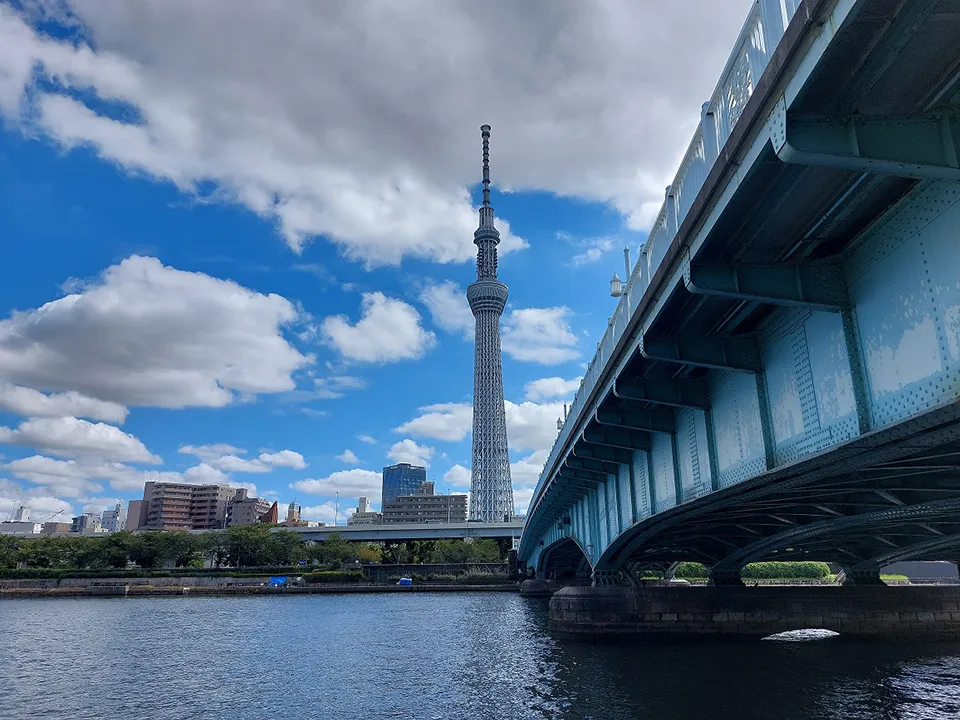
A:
0;526;506;571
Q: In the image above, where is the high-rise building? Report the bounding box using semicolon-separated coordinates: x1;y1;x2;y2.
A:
381;463;427;504
101;502;127;532
382;482;468;524
466;125;514;522
142;482;235;530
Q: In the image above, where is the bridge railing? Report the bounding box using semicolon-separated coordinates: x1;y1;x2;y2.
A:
530;0;799;515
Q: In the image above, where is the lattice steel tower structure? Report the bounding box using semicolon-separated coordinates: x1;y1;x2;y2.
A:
467;124;514;523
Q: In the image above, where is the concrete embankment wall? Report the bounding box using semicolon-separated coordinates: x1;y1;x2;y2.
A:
0;578;519;598
550;585;960;638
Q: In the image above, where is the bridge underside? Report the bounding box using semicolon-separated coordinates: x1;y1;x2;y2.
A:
521;0;960;585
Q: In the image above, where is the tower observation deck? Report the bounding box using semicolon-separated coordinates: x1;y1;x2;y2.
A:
466;125;514;522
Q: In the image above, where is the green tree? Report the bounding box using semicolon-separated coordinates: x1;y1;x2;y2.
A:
0;535;20;568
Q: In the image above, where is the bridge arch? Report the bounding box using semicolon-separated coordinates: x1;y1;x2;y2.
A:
537;537;592;581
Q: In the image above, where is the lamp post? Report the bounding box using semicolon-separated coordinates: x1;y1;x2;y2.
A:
334;491;339;527
609;247;632;298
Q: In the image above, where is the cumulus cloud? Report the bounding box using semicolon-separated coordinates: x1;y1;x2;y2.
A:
0;1;751;264
0;417;160;463
443;464;471;489
336;449;359;464
0;479;75;520
0;255;310;409
356;434;377;445
0;383;128;423
563;233;618;266
420;281;474;339
523;376;582;401
182;463;231;485
502;308;579;365
300;502;343;525
179;445;306;473
322;292;437;363
396;400;562;452
290;468;382;498
394;403;473;442
510;449;550;488
387;439;435;467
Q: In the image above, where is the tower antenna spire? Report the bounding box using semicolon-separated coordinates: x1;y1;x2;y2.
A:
481;124;492;210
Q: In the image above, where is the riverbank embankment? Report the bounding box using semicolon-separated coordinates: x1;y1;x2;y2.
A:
0;577;519;597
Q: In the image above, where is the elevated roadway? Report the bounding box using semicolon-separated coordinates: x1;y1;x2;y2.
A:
519;0;960;587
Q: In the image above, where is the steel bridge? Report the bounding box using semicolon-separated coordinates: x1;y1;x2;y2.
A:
519;0;960;587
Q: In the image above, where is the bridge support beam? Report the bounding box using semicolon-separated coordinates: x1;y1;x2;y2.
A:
769;98;960;182
640;334;763;373
682;257;849;310
614;377;710;409
595;407;674;434
548;585;960;639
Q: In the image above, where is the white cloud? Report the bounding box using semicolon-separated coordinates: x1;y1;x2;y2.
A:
394;403;473;442
510;449;549;488
322;292;437;363
395;400;562;452
565;234;618;266
336;449;359;464
523;376;582;401
179;446;306;473
80;496;122;515
0;479;75;520
290;468;382;498
513;487;534;516
182;463;231;485
0;383;128;423
387;439;435;467
0;417;161;463
443;464;471;489
178;444;245;463
300;502;342;525
502;307;579;365
313;375;367;399
5;455;182;496
0;255;310;409
356;434;377;445
420;281;473;339
0;1;752;264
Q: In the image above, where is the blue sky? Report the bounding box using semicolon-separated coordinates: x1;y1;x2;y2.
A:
0;0;752;523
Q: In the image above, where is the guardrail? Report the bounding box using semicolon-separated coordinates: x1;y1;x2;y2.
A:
528;0;800;516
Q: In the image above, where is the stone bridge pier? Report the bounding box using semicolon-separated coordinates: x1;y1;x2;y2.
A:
549;585;960;639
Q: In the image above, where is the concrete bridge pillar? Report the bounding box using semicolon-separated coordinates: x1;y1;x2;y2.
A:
549;585;960;639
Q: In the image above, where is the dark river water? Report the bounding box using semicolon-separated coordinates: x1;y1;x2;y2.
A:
1;593;959;719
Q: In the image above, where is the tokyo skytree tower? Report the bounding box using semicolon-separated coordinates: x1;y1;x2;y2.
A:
467;125;514;523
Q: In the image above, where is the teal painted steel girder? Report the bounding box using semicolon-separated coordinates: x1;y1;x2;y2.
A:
573;440;635;465
711;497;960;573
582;426;651;452
614;377;710;409
595;407;675;434
769;97;960;181
641;334;762;373
558;466;609;484
566;456;621;476
847;533;960;575
682;257;849;310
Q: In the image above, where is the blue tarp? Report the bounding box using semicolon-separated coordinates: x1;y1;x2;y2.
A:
269;576;287;587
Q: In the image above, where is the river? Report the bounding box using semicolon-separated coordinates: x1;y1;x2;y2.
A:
1;593;959;719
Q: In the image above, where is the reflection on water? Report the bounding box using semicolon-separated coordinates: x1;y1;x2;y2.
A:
1;593;958;720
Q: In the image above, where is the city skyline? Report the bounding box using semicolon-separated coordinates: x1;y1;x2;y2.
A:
0;2;754;526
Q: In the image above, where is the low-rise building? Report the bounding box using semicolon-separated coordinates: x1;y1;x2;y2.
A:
382;483;468;524
40;522;72;535
226;489;274;527
101;503;127;532
349;496;382;525
0;521;42;535
71;513;103;533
